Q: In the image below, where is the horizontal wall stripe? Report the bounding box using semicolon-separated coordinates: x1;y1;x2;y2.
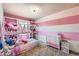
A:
37;6;79;23
38;31;79;41
37;6;79;53
38;15;79;26
38;24;79;32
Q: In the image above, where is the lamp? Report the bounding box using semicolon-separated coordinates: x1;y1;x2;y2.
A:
30;6;40;15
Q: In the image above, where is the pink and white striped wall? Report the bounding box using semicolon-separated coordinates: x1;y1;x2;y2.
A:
37;6;79;53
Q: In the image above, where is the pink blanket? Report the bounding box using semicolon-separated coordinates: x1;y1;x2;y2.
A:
48;40;58;48
11;46;21;56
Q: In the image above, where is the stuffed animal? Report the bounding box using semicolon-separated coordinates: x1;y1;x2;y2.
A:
0;40;3;50
5;23;17;31
5;38;15;46
18;34;27;43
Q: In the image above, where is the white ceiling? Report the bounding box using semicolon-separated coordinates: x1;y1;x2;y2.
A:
3;3;79;19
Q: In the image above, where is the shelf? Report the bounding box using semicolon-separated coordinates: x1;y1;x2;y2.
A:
5;31;17;35
4;31;33;35
17;31;32;34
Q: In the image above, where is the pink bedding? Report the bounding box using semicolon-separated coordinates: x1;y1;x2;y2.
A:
48;40;58;48
11;39;38;56
11;46;21;56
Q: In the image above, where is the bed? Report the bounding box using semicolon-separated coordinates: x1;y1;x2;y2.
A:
11;39;38;56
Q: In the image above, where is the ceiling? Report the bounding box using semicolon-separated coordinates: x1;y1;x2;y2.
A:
3;3;79;19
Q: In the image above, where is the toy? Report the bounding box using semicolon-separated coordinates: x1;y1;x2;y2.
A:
0;40;3;50
5;38;15;46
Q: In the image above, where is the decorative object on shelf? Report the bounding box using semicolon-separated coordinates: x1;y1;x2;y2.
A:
4;18;17;32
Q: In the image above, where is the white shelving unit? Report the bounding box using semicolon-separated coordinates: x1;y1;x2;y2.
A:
61;40;69;56
30;20;37;39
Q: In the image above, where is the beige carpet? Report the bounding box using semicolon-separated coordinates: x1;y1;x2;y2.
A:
19;45;79;56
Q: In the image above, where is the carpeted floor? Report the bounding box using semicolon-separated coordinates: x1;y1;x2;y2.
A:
19;45;79;56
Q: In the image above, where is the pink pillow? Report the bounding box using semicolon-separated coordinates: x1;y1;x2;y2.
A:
18;34;27;42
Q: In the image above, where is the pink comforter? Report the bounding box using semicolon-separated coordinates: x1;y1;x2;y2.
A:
11;39;38;56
